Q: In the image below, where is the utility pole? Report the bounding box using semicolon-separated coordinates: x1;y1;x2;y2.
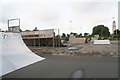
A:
69;20;72;34
80;27;82;37
58;29;60;47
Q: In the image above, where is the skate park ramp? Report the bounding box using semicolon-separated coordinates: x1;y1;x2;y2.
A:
94;40;111;44
0;32;45;76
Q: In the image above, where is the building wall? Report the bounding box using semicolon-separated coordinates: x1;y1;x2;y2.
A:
69;37;86;43
21;29;54;38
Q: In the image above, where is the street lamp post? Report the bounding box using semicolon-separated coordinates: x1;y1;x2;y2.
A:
69;20;72;34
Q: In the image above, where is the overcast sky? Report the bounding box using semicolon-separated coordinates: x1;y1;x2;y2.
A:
0;0;119;35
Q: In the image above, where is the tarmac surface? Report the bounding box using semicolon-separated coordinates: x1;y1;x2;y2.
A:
3;53;118;78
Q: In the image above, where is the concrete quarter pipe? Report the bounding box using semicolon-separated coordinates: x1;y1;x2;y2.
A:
0;32;45;76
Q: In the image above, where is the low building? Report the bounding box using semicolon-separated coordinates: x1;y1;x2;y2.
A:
21;29;61;47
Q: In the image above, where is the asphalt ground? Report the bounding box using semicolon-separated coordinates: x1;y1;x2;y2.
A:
2;53;118;78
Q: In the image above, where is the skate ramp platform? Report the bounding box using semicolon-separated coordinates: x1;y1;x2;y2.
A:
94;40;111;44
0;32;45;76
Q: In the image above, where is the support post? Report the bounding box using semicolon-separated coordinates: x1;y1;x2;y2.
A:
53;29;55;48
58;29;60;47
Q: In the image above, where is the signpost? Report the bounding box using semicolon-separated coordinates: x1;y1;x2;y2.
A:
8;18;20;33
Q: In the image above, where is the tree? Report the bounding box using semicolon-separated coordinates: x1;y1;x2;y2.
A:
61;33;66;38
67;34;70;37
70;32;78;37
61;33;69;41
92;25;110;38
61;33;66;40
84;33;89;37
114;29;120;35
113;29;120;38
25;30;31;32
78;33;82;37
33;27;38;31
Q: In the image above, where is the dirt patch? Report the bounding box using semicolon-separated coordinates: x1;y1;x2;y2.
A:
29;44;118;57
